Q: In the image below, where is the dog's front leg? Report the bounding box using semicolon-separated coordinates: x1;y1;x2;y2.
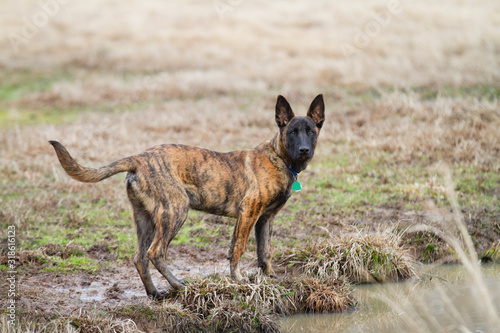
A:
255;213;277;276
229;203;262;282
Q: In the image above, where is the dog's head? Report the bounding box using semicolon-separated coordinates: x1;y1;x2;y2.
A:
275;94;325;172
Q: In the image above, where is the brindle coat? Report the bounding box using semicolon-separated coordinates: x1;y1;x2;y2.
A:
49;95;325;299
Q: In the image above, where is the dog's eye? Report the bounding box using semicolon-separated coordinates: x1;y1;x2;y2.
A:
308;130;315;136
290;130;297;136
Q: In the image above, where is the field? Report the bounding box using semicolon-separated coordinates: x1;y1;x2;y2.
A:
1;0;499;331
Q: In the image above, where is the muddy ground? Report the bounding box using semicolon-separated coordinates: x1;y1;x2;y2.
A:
16;245;233;313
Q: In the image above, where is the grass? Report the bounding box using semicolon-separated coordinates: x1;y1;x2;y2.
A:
278;228;419;283
168;274;356;316
165;274;356;332
0;69;151;128
8;308;146;333
42;254;100;273
0;70;67;101
0;86;498;328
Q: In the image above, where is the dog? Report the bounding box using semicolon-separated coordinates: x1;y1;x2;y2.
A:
49;94;325;299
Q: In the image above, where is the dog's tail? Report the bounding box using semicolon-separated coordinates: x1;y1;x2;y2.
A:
49;141;136;183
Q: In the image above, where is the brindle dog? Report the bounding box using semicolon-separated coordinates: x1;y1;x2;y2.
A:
49;95;325;300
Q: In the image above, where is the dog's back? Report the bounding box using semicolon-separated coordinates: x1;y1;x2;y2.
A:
126;143;290;218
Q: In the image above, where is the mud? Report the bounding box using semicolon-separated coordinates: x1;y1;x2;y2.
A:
11;243;259;317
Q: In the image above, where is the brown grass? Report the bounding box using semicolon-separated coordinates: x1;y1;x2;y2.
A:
10;302;200;333
2;0;499;90
167;274;356;316
279;228;419;283
164;274;355;331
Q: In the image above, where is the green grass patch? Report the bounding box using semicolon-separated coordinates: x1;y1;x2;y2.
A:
307;147;498;214
0;68;150;128
0;108;79;128
11;188;137;262
0;69;70;101
171;211;228;247
172;214;208;246
304;151;417;213
455;167;499;206
43;255;100;273
0;102;149;129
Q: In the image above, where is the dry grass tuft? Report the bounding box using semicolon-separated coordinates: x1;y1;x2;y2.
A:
8;302;202;333
287;278;355;314
8;309;143;333
113;302;202;332
279;228;418;283
207;307;278;333
164;274;356;332
168;274;289;316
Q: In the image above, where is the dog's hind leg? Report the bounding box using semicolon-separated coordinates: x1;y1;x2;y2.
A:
147;196;189;291
127;180;163;299
132;206;163;299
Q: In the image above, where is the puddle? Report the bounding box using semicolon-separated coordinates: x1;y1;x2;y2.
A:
280;265;500;332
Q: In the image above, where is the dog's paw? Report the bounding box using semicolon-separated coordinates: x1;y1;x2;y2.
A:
269;273;284;280
149;290;168;301
230;273;250;284
170;278;188;292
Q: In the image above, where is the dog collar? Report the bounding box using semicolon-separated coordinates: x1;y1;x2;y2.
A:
279;157;302;192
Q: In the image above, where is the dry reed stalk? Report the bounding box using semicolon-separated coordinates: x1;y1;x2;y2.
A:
406;167;500;329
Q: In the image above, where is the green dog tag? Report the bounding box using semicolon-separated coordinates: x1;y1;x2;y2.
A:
292;180;302;191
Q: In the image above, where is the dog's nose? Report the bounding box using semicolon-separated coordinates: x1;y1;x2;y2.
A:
299;146;310;155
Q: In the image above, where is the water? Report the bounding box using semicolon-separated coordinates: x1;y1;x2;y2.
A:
280;265;500;333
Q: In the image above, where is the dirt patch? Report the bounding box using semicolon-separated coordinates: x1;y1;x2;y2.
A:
106;283;125;300
43;243;86;259
86;237;119;261
0;237;10;255
466;207;500;255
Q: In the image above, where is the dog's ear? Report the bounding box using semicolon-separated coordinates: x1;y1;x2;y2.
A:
307;94;325;129
275;95;295;128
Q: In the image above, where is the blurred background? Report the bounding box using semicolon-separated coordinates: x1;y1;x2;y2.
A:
2;0;499;110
